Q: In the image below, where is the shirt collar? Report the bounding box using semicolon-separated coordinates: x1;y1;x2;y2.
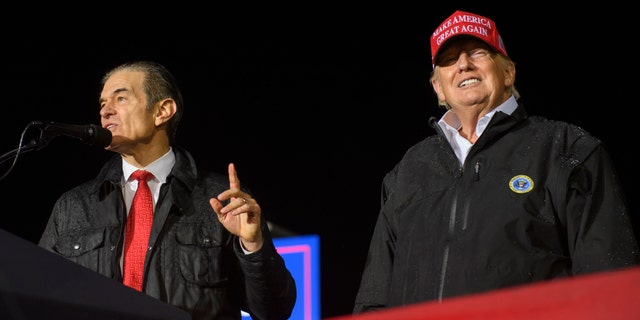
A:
122;147;176;184
438;95;518;137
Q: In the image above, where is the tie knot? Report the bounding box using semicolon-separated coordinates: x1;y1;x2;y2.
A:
131;170;154;182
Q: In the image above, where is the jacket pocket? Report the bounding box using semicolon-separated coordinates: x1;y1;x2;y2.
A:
52;228;106;271
175;225;227;287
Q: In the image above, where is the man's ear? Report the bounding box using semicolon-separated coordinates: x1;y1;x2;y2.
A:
504;61;516;87
431;77;445;102
155;98;176;126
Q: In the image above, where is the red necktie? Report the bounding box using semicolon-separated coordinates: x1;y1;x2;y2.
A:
123;170;154;291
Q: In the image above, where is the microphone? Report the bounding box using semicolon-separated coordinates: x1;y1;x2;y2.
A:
40;122;112;148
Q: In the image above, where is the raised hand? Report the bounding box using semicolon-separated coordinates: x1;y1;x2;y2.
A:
209;163;263;252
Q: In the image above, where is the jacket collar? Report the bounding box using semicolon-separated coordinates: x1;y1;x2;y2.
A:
94;146;198;193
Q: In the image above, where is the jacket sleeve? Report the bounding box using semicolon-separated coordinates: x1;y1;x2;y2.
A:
234;222;297;320
564;142;640;274
353;169;397;314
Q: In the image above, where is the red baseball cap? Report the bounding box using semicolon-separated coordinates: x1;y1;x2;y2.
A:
430;10;508;66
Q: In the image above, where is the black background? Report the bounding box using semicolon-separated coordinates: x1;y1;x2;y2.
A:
2;3;637;318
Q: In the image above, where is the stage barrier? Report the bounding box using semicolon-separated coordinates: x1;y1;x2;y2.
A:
327;266;640;320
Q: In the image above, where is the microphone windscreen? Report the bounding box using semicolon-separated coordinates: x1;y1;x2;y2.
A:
87;124;112;148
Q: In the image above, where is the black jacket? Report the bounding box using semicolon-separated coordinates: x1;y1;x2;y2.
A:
39;147;296;320
353;105;639;313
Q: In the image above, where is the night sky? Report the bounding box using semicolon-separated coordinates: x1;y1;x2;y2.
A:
2;4;636;318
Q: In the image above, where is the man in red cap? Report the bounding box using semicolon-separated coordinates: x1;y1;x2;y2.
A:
353;10;639;313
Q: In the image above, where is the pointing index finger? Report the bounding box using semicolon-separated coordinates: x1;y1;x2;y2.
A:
228;163;240;190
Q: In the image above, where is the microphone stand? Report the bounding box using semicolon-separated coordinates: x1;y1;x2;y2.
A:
0;139;49;164
0;121;52;181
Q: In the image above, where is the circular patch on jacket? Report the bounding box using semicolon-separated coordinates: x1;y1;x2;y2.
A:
509;175;534;194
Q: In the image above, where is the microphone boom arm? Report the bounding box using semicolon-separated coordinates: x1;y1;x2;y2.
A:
0;121;111;181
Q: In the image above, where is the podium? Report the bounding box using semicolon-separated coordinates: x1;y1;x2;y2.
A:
0;228;191;320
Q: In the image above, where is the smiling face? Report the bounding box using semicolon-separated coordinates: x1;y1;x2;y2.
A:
431;36;515;113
